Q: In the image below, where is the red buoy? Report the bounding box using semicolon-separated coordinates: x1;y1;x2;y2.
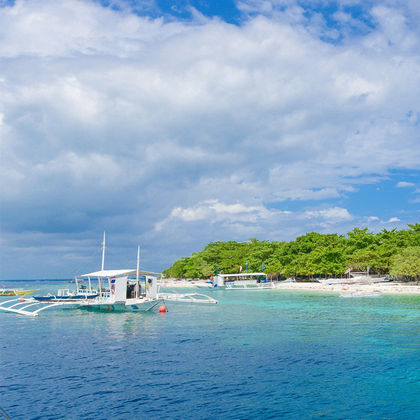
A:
158;305;167;313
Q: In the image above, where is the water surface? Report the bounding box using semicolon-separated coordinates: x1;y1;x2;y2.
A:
1;281;419;419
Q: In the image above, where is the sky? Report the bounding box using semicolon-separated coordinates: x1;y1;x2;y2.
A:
0;0;419;279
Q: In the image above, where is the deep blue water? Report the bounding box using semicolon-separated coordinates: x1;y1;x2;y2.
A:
1;280;419;419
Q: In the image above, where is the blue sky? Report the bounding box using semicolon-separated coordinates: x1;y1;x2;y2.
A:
0;0;419;279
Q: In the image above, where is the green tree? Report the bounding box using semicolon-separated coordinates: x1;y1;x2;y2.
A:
390;247;420;281
163;224;420;279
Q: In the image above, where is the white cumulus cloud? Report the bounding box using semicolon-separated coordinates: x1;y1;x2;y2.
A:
396;181;415;188
303;207;353;223
0;0;419;277
155;199;274;231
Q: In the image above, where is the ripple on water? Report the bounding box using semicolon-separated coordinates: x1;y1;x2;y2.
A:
0;286;419;419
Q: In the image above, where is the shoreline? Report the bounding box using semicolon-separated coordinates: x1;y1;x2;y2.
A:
159;279;420;295
271;282;420;295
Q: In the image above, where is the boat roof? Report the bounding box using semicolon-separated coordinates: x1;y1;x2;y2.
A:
218;272;266;278
80;269;160;278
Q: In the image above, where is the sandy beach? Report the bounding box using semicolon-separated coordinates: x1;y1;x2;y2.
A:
159;279;420;295
271;281;420;295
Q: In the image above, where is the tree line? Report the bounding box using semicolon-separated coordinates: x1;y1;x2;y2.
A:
163;224;420;281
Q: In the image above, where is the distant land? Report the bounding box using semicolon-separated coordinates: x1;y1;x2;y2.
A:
163;224;420;281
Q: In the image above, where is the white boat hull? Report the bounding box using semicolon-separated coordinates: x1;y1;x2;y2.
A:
78;298;164;312
319;277;385;285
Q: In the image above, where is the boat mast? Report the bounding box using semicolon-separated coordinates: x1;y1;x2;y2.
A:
101;231;106;271
136;246;140;298
100;231;105;296
136;246;140;282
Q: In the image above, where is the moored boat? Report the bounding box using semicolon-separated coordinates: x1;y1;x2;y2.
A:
0;289;36;296
0;268;164;316
318;270;386;285
0;233;164;316
204;272;275;289
0;233;217;317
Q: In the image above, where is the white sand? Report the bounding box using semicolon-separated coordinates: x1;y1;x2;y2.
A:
159;279;202;288
272;281;420;295
159;279;420;295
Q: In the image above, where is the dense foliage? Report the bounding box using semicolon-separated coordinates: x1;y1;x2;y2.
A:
163;224;420;281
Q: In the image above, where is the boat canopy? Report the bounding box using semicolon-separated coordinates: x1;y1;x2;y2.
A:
80;269;160;278
218;272;266;278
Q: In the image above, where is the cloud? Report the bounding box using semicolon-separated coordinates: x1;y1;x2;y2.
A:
155;199;275;231
0;0;419;277
269;187;340;201
386;217;401;223
0;0;187;58
303;207;353;223
396;181;415;188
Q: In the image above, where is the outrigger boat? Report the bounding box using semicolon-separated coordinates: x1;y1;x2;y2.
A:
0;268;165;317
199;272;276;290
0;234;217;317
223;273;276;289
0;288;36;296
317;271;386;286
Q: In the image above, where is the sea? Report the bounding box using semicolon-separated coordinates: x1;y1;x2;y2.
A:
0;280;419;420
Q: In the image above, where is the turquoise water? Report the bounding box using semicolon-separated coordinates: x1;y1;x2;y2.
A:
1;280;419;419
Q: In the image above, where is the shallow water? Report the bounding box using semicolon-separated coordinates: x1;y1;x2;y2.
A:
1;280;419;419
